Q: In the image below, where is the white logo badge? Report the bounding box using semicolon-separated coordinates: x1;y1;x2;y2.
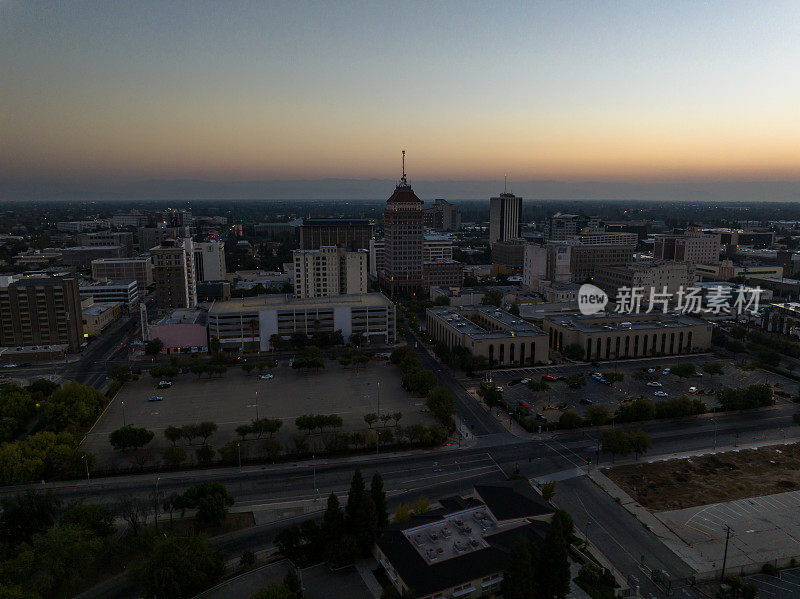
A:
578;284;608;315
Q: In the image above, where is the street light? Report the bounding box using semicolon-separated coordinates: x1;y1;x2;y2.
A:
711;418;718;451
82;453;90;485
154;476;161;529
237;442;242;470
121;401;126;427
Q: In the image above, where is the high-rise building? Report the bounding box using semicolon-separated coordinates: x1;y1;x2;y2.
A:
152;238;197;310
545;213;602;240
292;246;367;299
299;219;374;251
138;223;191;253
489;191;522;243
423;199;461;231
193;241;227;282
0;275;83;352
92;257;153;290
379;153;424;295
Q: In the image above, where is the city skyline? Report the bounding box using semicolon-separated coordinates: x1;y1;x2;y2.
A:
3;1;800;192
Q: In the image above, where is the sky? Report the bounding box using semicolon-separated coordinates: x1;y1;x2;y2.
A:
2;1;800;188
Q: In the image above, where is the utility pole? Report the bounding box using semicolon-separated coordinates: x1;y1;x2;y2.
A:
237;442;241;471
83;453;90;485
720;525;731;581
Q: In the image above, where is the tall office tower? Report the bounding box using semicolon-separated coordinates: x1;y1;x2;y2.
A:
379;152;424;295
299;219;374;251
193;240;227;282
292;246;367;298
0;275;83;352
152;238;197;310
423;199;461;231
489;186;522;243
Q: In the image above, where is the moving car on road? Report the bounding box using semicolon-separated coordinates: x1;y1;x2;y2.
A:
260;373;274;380
654;391;669;397
148;395;164;402
646;381;663;387
157;380;172;389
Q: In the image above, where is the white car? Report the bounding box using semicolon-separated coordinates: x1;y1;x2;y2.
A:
661;368;671;375
646;381;663;388
2;363;18;368
654;391;669;397
260;373;274;380
647;368;657;374
495;386;504;392
520;378;531;384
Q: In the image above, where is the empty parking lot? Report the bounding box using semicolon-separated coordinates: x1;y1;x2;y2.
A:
82;359;437;467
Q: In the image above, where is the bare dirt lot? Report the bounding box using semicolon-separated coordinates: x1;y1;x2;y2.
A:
606;442;800;512
82;359;437;468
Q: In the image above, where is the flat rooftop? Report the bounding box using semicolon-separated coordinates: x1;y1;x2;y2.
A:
402;505;522;565
429;306;545;339
546;312;707;333
79;279;136;288
209;292;393;314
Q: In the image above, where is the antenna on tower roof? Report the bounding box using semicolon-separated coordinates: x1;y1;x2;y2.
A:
399;150;408;187
504;173;507;194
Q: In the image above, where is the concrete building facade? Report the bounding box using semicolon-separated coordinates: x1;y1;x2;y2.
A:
592;262;695;296
426;305;548;366
544;313;711;361
423;198;461;231
299;218;374;251
207;293;396;351
79;279;139;307
92;257;153;290
489;192;522;243
193;240;227;282
379;171;425;295
292;246;367;299
152;238;197;310
654;226;721;264
0;275;84;352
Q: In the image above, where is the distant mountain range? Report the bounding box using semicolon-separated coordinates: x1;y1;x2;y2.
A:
2;177;799;203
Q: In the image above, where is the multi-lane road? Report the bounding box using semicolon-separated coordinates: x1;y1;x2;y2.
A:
7;326;797;599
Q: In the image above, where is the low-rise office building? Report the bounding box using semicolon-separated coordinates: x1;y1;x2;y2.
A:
423;259;464;289
375;482;554;599
92;257;153;289
592;261;695;297
695;260;783;282
60;245;124;267
80;298;123;337
208;292;396;351
543;313;711;360
426;305;548;366
79;279;139;307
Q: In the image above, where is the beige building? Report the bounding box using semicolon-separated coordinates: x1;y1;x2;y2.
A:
653;225;721;264
592;261;695;296
422;259;464;289
0;275;84;352
292;246;367;299
152;238;197;310
208;292;395;351
695;259;783;282
193;241;227;282
80;298;123;337
544;313;711;361
426;305;548;366
92;257;153;289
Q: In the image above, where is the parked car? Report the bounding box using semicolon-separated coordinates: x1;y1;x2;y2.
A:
600;378;612;385
520;378;531;384
535;413;547;422
646;381;663;388
495;386;504;392
148;395;164;402
519;401;531;408
157;380;172;389
661;368;671;375
591;372;602;379
580;398;594;405
654;391;669;397
688;386;698;394
260;373;274;380
2;363;18;368
543;375;557;381
647;368;657;374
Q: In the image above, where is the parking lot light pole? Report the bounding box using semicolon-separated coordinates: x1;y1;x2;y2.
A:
121;401;126;427
82;453;90;485
712;418;717;451
237;442;241;470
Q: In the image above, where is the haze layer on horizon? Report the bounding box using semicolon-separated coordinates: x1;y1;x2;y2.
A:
3;1;800;188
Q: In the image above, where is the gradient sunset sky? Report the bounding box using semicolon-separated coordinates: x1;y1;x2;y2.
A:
2;1;800;185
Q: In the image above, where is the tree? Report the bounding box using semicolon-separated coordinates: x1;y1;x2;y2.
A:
33;523;104;597
392;503;411;524
600;429;631;463
109;425;154;451
502;535;536;599
208;337;222;353
0;490;60;545
558;411;583;429
111;364;133;382
145;338;164;356
352;492;379;554
131;533;224;599
563;343;585;361
252;417;282;438
566;374;587;389
410;495;430;515
481;289;503;307
181;482;234;526
38;381;107;431
601;372;624;387
322;492;344;545
584;405;611;427
197;421;218;444
181;423;200;445
426;386;456;428
541;480;556;502
196;443;215;466
164;425;183;446
629;429;652;460
363;412;378;429
284;568;302;598
536;510;573;599
236;423;254;440
371;471;388;530
345;469;366;525
251;582;297;599
163;445;187;467
392;411;403;427
702;361;724;379
380;413;392;427
60;501;115;537
670;362;697;378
